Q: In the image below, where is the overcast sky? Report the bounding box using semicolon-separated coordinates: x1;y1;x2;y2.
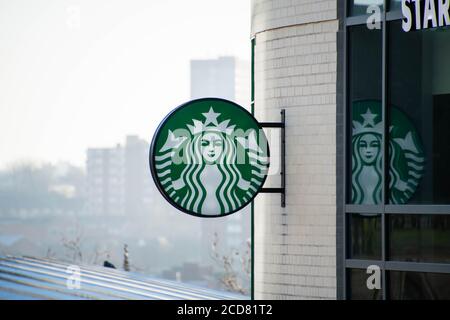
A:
0;0;251;169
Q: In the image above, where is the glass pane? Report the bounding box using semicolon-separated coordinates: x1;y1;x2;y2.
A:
390;271;450;299
349;0;384;16
389;0;402;11
388;21;450;204
350;214;382;260
389;215;450;263
348;26;382;204
349;269;382;300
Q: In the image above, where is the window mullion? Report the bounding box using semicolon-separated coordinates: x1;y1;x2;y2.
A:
381;0;388;300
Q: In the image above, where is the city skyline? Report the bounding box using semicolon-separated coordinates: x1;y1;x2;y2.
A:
0;0;251;169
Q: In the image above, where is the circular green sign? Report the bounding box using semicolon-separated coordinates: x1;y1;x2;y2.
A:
352;100;425;204
150;98;270;217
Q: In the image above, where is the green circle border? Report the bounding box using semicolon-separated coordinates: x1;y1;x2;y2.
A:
149;97;270;218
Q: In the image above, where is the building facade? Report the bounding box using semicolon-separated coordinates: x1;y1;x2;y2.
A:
252;0;450;300
252;0;339;300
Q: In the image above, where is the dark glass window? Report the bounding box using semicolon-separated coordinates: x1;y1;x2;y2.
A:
350;214;382;260
349;0;384;16
389;214;450;263
349;269;382;300
389;0;402;11
390;271;450;299
345;2;450;300
388;21;450;204
348;26;382;204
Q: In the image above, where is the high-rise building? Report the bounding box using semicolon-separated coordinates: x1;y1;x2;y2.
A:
86;136;153;217
124;135;154;216
190;56;251;108
86;145;125;216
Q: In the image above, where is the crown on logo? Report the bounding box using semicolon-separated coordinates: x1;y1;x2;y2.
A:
187;107;235;135
353;108;383;136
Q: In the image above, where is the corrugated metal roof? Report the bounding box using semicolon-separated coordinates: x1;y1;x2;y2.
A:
0;255;247;300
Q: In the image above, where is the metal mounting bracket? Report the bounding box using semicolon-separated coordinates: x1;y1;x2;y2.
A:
258;109;286;208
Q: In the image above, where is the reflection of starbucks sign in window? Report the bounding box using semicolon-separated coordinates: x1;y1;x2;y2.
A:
352;100;425;204
150;98;269;217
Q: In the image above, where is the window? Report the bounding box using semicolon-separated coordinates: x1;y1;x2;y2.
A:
349;0;384;16
348;25;382;205
389;214;450;263
350;214;382;260
349;269;382;300
342;0;450;300
390;271;450;299
388;21;450;204
389;0;402;11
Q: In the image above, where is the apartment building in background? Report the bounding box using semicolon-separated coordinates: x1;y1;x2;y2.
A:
191;56;251;109
86;135;153;216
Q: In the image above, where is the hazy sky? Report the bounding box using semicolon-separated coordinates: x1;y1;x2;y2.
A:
0;0;251;169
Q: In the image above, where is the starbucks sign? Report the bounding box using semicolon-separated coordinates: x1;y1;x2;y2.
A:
150;98;270;217
402;0;450;32
352;100;425;204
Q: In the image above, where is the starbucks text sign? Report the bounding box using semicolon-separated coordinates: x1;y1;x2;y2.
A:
402;0;450;32
149;98;269;217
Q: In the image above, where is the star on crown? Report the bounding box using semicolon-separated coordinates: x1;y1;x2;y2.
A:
353;108;382;136
187;107;235;135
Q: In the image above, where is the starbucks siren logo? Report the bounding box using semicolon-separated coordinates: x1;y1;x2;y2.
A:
150;98;269;217
352;100;425;204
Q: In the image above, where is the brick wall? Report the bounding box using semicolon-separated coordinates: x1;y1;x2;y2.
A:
252;0;338;299
252;0;337;35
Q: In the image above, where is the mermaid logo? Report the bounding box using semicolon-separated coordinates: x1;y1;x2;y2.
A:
352;100;425;204
150;98;269;217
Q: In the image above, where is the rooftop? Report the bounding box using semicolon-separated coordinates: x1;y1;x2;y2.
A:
0;255;247;300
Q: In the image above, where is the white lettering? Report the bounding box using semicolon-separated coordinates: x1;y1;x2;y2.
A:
367;5;382;30
403;0;450;31
66;265;81;290
178;305;212;318
402;0;413;32
439;0;450;26
366;265;381;290
413;0;422;30
424;0;438;28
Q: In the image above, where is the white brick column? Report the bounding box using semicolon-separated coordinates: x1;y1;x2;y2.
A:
252;0;338;300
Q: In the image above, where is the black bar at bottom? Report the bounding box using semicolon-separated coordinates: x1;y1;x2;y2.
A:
259;122;284;128
260;188;284;194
